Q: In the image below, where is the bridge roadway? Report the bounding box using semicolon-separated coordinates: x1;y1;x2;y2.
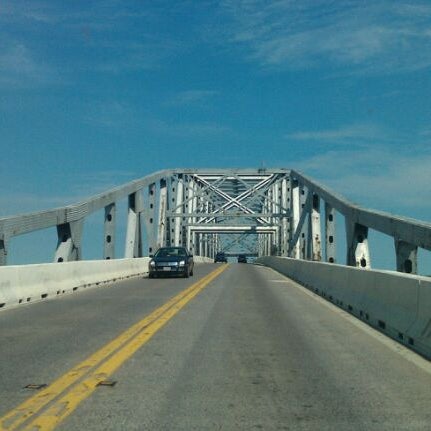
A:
1;263;431;430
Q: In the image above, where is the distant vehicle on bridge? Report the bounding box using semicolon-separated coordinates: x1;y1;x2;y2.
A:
214;251;228;263
149;247;194;278
237;254;247;263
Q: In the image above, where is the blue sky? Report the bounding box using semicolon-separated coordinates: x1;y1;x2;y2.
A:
1;1;431;267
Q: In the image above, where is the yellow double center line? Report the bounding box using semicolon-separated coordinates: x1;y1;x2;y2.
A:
1;264;228;431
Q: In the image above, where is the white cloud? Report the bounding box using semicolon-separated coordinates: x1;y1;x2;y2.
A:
285;124;387;144
83;101;139;128
420;127;431;138
69;170;139;197
94;39;184;74
165;90;218;106
295;147;431;217
0;170;137;217
0;193;77;217
0;2;184;78
219;0;431;73
144;118;230;138
0;1;55;23
0;41;56;87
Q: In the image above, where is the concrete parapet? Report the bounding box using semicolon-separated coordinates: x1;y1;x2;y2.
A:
193;256;214;263
0;258;150;312
256;256;431;360
0;256;213;312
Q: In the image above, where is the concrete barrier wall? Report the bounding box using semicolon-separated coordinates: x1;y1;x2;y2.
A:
0;256;213;312
193;256;214;263
256;257;431;360
0;258;150;312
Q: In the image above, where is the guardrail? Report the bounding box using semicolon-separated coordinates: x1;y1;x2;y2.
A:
0;169;170;265
284;170;431;274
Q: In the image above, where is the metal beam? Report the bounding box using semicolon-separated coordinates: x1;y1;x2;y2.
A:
104;203;116;260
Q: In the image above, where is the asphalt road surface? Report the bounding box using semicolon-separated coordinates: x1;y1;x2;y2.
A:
1;263;431;431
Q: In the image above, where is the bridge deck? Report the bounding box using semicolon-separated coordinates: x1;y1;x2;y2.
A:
1;264;430;430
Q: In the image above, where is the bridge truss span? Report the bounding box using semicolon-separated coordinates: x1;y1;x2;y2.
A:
1;168;431;275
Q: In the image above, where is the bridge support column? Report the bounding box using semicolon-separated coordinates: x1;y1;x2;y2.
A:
157;179;168;249
300;184;309;260
325;203;336;263
54;220;83;262
311;194;322;261
198;233;203;256
204;234;209;257
346;222;371;268
262;197;267;255
266;191;273;256
271;230;279;256
0;236;9;266
186;179;195;252
192;180;200;254
281;178;289;256
104;203;116;260
273;182;281;255
125;191;143;258
395;239;418;274
145;183;157;255
173;178;184;246
289;179;301;259
166;177;176;246
188;228;197;255
209;234;215;259
214;234;219;255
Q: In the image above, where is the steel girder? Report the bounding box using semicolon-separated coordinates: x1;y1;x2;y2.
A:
1;168;431;275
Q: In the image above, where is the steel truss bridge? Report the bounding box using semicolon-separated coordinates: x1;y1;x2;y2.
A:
2;167;431;430
1;168;430;274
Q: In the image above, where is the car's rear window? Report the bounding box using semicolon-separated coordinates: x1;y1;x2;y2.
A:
155;248;186;257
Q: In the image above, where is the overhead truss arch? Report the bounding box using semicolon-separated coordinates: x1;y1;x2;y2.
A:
1;168;431;275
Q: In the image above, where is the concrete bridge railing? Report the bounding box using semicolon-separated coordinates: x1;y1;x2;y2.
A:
257;256;431;360
0;255;213;312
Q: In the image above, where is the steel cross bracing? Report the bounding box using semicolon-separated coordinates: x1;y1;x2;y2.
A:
222;233;259;258
193;173;279;225
1;167;431;275
163;171;291;258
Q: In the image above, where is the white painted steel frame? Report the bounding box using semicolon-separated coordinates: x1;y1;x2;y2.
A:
1;168;431;274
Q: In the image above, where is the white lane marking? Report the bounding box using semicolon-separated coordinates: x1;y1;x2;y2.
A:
263;267;431;376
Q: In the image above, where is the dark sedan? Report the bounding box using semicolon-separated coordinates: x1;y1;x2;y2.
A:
214;251;227;263
237;254;247;263
148;246;194;278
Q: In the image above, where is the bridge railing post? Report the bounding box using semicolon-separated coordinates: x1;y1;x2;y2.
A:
54;219;83;262
125;191;143;258
289;179;301;259
311;193;322;261
173;177;184;247
273;182;281;255
156;179;167;249
0;237;8;266
144;183;157;256
281;178;289;256
395;239;418;274
104;203;116;260
346;221;371;268
300;183;309;260
325;203;336;263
